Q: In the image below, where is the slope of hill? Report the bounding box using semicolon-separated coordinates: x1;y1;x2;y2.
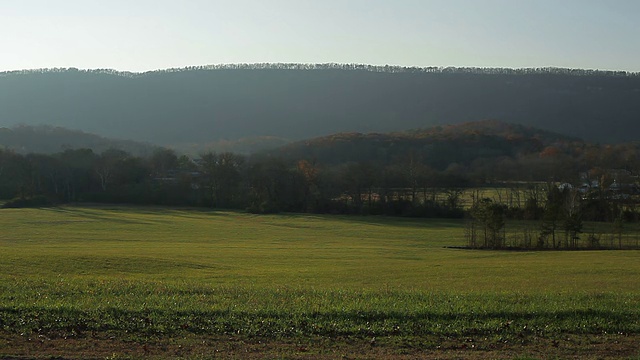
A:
1;65;640;145
269;120;640;185
0;125;157;156
272;120;584;168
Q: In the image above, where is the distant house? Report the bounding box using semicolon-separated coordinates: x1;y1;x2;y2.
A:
577;168;639;199
609;180;622;191
558;183;573;191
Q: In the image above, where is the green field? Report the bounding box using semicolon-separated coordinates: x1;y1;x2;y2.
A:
1;206;640;358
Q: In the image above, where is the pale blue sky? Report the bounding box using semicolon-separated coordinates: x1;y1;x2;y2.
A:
1;0;639;72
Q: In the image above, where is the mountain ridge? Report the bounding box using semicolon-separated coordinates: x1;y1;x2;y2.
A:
1;64;639;145
3;63;638;77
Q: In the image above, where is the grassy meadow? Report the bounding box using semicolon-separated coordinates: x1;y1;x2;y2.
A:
1;206;640;357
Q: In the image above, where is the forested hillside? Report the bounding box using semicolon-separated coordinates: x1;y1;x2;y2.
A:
275;120;578;165
1;64;639;146
273;120;640;182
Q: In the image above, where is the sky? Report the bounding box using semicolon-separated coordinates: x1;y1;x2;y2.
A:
1;0;639;72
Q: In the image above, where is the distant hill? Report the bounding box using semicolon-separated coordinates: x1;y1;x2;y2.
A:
1;64;640;145
269;120;640;183
0;125;157;156
272;120;584;168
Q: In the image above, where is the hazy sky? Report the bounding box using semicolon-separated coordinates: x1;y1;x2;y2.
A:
1;0;639;72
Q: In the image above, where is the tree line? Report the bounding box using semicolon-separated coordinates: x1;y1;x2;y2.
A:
3;64;638;78
1;144;636;215
0;147;466;217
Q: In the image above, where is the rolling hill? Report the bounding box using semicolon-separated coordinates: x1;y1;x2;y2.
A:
0;125;157;156
268;120;639;183
271;120;582;167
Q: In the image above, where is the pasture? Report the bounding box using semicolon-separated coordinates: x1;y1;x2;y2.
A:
1;206;639;359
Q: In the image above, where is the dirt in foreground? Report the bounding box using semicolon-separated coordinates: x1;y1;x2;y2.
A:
1;333;640;359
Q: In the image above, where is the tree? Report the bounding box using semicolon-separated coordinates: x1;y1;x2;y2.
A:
149;148;179;178
95;149;130;192
246;157;303;213
562;189;583;248
443;188;464;211
523;185;544;220
470;198;505;249
296;159;321;212
539;186;563;248
26;153;63;199
342;162;377;213
613;213;624;249
198;152;244;208
56;149;97;201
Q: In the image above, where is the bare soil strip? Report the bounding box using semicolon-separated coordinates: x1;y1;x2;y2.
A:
1;333;639;359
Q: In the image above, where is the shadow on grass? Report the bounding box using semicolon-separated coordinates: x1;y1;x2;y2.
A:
274;212;464;229
36;205;463;230
41;207;156;225
41;205;243;224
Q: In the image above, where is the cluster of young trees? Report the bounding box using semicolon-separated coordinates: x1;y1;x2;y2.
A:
466;184;639;250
